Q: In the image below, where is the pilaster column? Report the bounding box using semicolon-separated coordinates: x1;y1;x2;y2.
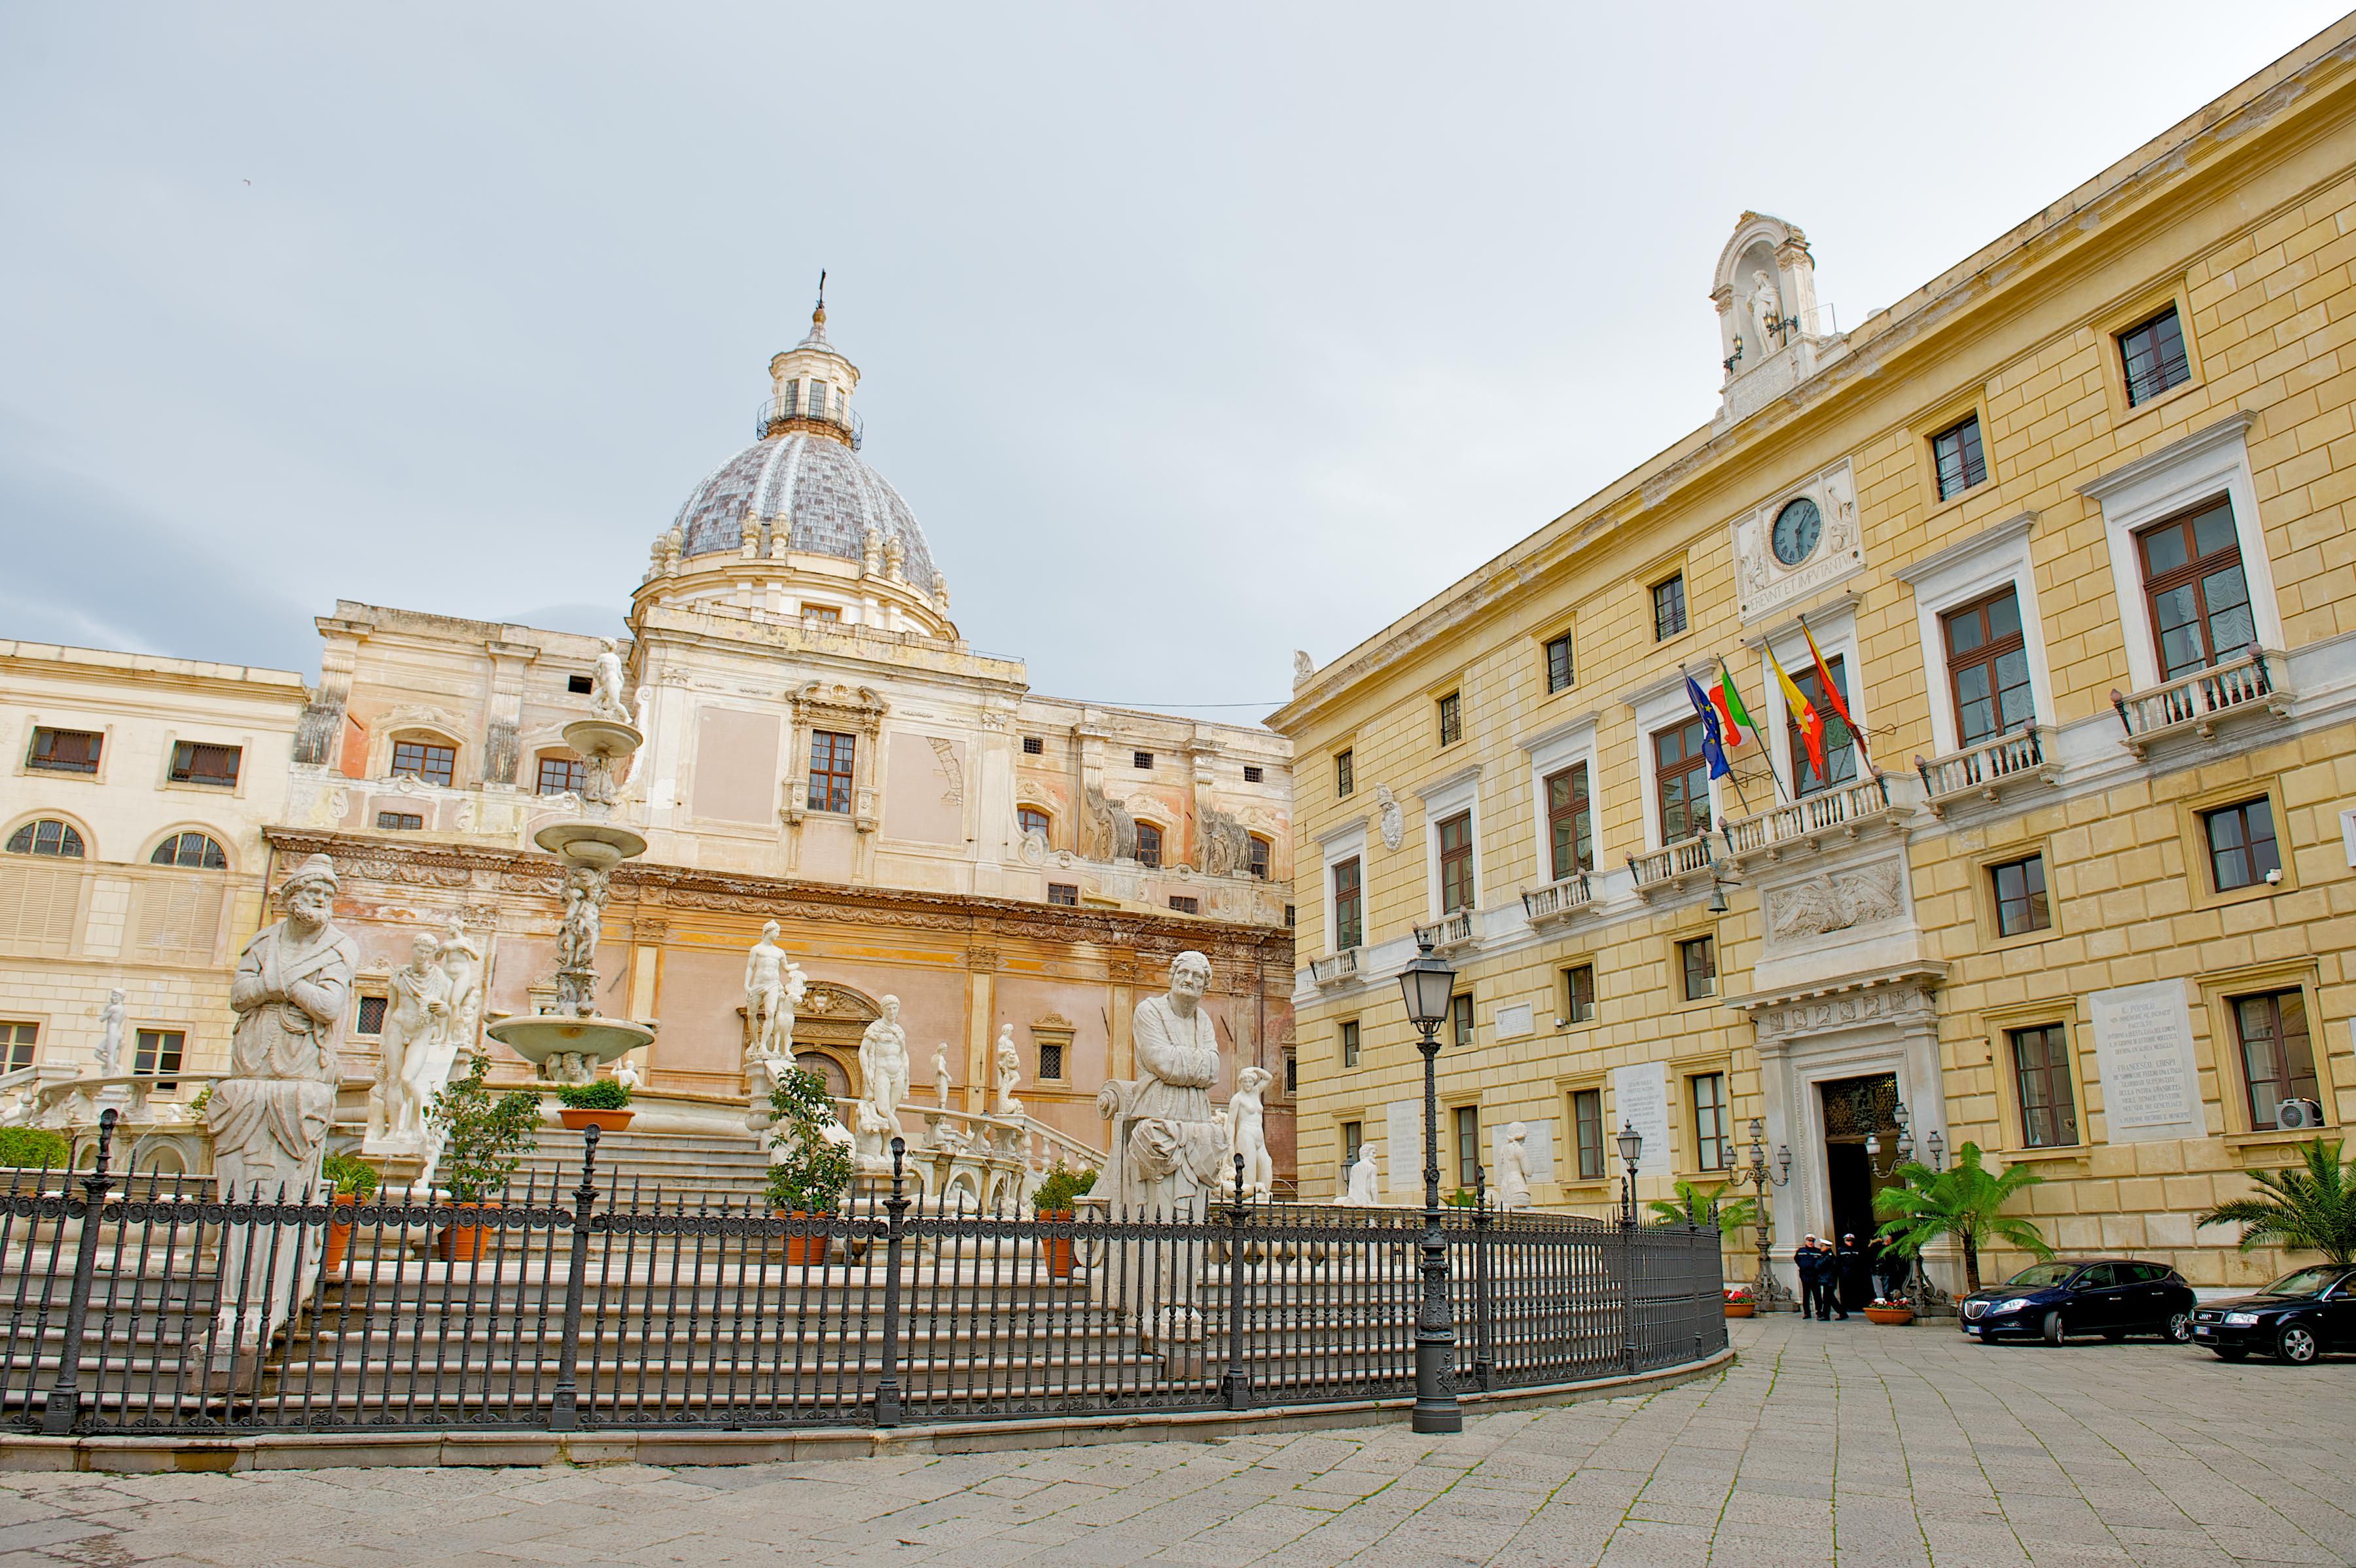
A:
482;637;540;788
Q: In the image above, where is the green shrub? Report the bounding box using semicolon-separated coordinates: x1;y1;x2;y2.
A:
764;1068;852;1213
425;1053;544;1204
322;1152;380;1199
0;1128;69;1168
1031;1161;1098;1214
556;1077;632;1111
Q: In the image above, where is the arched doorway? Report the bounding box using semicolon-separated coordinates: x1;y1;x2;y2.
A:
789;982;881;1103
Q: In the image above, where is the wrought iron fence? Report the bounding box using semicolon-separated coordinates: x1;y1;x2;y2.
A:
0;1117;1724;1437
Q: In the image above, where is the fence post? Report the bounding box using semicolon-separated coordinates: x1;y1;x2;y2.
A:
1620;1219;1639;1376
547;1124;601;1432
874;1137;908;1427
1470;1165;1491;1392
41;1109;117;1436
1221;1152;1249;1411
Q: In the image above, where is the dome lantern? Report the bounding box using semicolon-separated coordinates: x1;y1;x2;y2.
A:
762;272;863;448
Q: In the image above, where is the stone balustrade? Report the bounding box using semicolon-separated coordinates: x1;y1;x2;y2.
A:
1914;724;2058;817
1520;872;1596;930
2109;647;2290;755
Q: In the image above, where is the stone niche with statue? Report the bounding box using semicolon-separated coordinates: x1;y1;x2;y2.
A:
1712;211;1850;429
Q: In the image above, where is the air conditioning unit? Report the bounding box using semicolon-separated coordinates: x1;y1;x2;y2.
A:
2276;1098;2327;1130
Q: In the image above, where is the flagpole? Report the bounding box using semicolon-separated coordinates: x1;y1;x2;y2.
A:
1724;656;1791;804
1796;611;1874;776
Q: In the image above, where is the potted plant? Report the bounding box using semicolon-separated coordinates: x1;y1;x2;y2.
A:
425;1053;543;1263
556;1076;635;1133
1031;1162;1098;1278
1863;1293;1915;1326
1648;1179;1759;1232
1873;1141;2052;1295
1722;1283;1757;1319
320;1152;380;1273
766;1067;853;1266
2194;1137;2356;1264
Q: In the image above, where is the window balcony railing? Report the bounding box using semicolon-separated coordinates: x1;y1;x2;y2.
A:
2110;648;2290;756
1721;774;1897;861
755;396;865;451
1629;834;1714;898
1412;908;1476;953
1308;948;1363;988
1915;724;2058;818
1520;871;1595;929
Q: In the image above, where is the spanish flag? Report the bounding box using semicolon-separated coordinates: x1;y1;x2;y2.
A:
1767;643;1825;777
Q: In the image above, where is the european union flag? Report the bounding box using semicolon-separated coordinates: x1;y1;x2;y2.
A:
1685;675;1730;779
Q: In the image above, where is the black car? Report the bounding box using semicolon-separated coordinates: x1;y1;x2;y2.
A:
2189;1264;2356;1364
1958;1258;2196;1345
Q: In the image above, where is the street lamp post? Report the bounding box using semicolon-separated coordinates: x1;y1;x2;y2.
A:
1745;1118;1791;1310
1615;1121;1643;1226
1397;936;1461;1436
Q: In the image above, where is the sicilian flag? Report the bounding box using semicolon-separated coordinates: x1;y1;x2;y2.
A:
1685;675;1731;779
1800;621;1869;770
1767;643;1826;777
1709;662;1751;749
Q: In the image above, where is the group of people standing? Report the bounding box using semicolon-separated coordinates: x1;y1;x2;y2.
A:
1793;1232;1901;1320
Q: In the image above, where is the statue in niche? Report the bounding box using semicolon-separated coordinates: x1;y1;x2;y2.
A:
590;638;631;725
1226;1065;1274;1200
92;988;128;1077
743;920;806;1064
1495;1122;1534;1211
1341;1144;1381;1207
1748;269;1786;351
370;932;450;1145
993;1024;1023;1118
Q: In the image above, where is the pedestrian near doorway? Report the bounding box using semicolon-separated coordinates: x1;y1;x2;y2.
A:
1838;1233;1872;1316
1794;1236;1823;1319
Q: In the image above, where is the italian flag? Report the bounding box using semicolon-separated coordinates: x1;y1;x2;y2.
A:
1709;663;1751;749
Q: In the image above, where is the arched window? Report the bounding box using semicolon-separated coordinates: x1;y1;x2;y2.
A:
5;819;84;858
1248;834;1272;881
1134;821;1163;869
150;832;228;870
1018;807;1051;840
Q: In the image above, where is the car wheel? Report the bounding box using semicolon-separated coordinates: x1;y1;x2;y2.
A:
2042;1311;2065;1346
2277;1323;2319;1365
2166;1311;2193;1344
2213;1346;2247;1361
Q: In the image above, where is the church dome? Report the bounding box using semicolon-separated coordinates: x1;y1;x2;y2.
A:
670;431;938;595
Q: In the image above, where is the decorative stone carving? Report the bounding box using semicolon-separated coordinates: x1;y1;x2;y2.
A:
853;996;910;1167
1226;1065;1273;1200
1080;784;1137;863
92;989;127;1077
1730;458;1863;623
370;932;451;1145
1340;1144;1381;1207
993;1024;1022;1118
1196;804;1255;878
438;916;484;1052
553;864;611;1015
1765;859;1904;941
927;736;964;804
1293;650;1314;692
1741;971;1943;1046
1495;1122;1533;1211
1374;786;1404;852
1018;827;1048;866
1747;270;1785;353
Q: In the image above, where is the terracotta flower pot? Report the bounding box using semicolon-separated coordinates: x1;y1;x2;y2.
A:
1037;1209;1075;1278
322;1194;358;1274
1724;1302;1755;1318
777;1211;824;1266
559;1108;634;1133
1863;1306;1915;1326
436;1201;501;1263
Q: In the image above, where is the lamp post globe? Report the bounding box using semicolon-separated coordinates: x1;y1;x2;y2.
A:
1615;1121;1642;1224
1398;937;1461;1436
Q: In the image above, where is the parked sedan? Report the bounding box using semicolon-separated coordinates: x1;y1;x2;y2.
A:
2190;1264;2356;1364
1958;1258;2196;1345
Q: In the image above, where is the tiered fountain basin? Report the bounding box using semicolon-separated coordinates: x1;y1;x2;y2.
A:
485;1012;654;1073
533;821;645;870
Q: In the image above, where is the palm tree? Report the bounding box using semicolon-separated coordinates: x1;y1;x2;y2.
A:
2195;1138;2356;1265
1646;1178;1758;1232
1872;1142;2051;1293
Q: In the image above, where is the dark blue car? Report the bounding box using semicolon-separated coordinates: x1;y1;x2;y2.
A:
1957;1258;2196;1345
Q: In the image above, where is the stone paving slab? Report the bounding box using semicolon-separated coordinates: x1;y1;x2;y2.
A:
1;1315;2352;1564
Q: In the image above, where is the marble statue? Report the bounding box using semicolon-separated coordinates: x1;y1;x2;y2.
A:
1495;1122;1533;1211
933;1044;952;1109
370;932;451;1145
93;988;128;1077
615;1055;645;1093
1117;952;1226;1216
555;863;610;1005
590;637;630;724
993;1024;1022;1118
1292;650;1314;693
1227;1065;1274;1200
1342;1144;1381;1207
1749;269;1785;349
857;997;910;1129
438;916;484;1051
743;920;805;1063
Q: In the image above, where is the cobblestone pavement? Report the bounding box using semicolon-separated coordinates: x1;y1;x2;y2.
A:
1;1313;2351;1567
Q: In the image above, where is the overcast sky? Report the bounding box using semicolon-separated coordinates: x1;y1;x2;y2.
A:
4;3;2344;719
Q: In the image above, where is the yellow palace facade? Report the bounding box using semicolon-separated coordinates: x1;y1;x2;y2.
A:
1274;19;2356;1294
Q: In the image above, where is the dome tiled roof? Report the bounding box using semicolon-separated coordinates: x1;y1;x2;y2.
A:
671;432;938;594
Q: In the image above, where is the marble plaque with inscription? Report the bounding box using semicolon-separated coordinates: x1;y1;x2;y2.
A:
1611;1061;1672;1178
2087;980;2205;1142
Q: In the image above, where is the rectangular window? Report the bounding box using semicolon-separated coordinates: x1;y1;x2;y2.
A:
1571;1088;1603;1180
802;604;842;623
1450;991;1474;1049
1679;935;1717;1001
1990;853;2051;936
567;674;594;695
1340;1020;1360;1069
1787;653;1856;797
1243;764;1264;783
0;1022;36;1073
1544;633;1575;694
389;739;455;787
1931;414;1988;501
1037;1040;1065;1081
133;1028;183;1089
2120;304;2190;406
1284;904;1295;927
1134;822;1163;868
1283;1051;1296;1095
780;380;799;417
1133;751;1154;770
1690;1073;1730;1171
1247;836;1270;880
1046;882;1079;906
808;730;856;813
168;741;241;787
1335;748;1354;798
1943;587;2035;747
1652;574;1687;641
1168;895;1199;914
1454;1105;1480;1190
1342;1120;1362;1165
2008;1024;2079;1148
1545;762;1592;882
1022;736;1044;755
2202;798;2281;893
1437;811;1474;913
2233;989;2319;1129
1436;691;1462;747
1654;719;1711;843
27;727;101;775
376;811;423;831
353;995;388;1036
536;755;586;796
1332;856;1363;950
810;380;829;418
1563;963;1596;1024
2139;499;2255;681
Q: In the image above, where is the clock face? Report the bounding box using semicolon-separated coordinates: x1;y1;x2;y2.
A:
1772;497;1821;567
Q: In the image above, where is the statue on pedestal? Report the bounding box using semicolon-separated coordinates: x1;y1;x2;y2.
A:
853;996;910;1166
743;920;804;1064
554;864;610;1016
92;988;128;1077
589;637;631;724
933;1044;952;1108
438;917;484;1052
1226;1065;1274;1201
993;1023;1022;1118
1495;1122;1534;1211
1341;1145;1381;1207
369;932;450;1145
